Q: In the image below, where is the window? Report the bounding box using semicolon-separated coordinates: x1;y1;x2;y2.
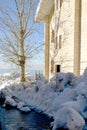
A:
51;30;55;43
51;59;54;73
55;0;58;10
55;36;58;49
55;65;61;72
58;0;62;8
55;0;62;10
60;0;62;8
59;35;62;49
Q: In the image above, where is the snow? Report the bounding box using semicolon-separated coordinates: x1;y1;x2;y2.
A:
4;96;17;107
52;107;85;130
1;68;87;129
17;102;31;113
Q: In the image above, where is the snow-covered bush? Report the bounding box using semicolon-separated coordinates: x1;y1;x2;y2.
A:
1;69;87;129
52;107;85;130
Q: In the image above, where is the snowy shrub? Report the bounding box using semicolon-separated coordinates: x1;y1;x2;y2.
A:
53;107;85;130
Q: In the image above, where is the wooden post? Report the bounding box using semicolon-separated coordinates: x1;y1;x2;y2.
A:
44;17;50;80
73;0;81;76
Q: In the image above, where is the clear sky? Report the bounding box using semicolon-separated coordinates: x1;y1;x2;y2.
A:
0;0;44;73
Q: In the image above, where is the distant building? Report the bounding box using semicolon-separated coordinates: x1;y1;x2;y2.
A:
35;0;87;80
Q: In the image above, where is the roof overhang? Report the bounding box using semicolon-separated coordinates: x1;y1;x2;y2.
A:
35;0;54;22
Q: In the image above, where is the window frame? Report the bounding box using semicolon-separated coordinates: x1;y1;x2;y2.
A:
59;35;62;49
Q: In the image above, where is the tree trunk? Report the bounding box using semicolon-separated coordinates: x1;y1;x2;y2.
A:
21;61;26;82
20;28;26;82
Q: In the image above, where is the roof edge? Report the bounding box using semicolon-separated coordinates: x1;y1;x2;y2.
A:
35;0;54;22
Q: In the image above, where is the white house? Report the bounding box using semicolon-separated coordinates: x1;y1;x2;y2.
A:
35;0;87;80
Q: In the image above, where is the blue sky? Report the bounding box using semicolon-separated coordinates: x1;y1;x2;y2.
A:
0;0;44;73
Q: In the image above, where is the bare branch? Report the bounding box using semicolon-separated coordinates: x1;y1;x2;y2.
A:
0;0;42;82
14;0;20;18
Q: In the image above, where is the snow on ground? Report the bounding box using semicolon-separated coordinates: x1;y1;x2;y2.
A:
0;72;20;90
1;69;87;129
17;101;31;112
52;107;85;130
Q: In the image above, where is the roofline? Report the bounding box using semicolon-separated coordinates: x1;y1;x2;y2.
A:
35;0;54;22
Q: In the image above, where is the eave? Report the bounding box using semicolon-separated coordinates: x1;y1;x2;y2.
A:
35;0;54;22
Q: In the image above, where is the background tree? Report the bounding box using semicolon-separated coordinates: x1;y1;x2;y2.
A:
0;0;42;82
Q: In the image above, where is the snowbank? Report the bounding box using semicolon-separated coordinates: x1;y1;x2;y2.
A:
17;102;31;113
4;96;17;107
52;107;85;130
1;69;87;129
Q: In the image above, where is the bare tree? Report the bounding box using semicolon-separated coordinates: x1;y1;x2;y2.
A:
0;0;42;82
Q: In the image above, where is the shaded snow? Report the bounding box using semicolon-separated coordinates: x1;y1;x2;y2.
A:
52;107;85;130
4;96;17;107
1;68;87;129
17;102;31;112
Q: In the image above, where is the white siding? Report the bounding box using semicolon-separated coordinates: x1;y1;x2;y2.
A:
49;0;75;78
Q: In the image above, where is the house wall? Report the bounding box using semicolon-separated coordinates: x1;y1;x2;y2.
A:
49;0;75;79
36;0;87;80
